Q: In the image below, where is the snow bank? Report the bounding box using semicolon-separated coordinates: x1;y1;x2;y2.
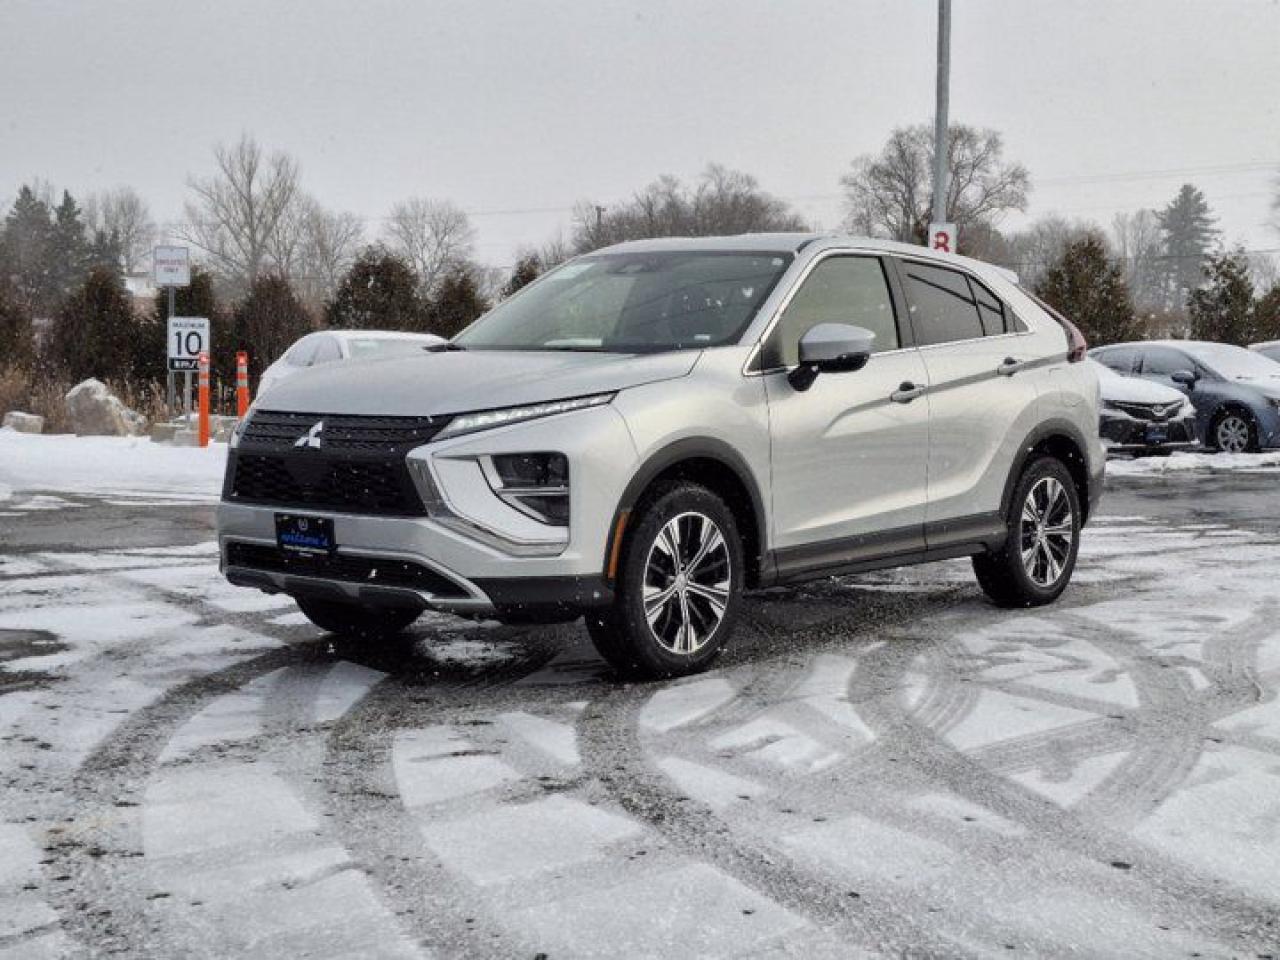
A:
1108;450;1280;476
0;429;228;499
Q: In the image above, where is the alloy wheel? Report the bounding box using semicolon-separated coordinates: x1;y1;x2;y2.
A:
643;511;731;655
1216;414;1250;453
1020;476;1074;588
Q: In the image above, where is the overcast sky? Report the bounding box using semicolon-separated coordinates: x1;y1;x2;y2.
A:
3;0;1278;269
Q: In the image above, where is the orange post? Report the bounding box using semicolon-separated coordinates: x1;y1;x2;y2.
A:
197;351;211;448
235;351;250;418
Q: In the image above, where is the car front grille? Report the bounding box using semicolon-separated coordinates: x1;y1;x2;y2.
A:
239;410;448;452
224;541;468;598
1110;401;1183;421
225;410;447;516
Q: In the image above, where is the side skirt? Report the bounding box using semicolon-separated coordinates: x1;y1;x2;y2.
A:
768;512;1006;586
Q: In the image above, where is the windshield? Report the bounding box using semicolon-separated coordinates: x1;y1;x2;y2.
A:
455;251;793;352
1187;343;1280;380
346;338;434;360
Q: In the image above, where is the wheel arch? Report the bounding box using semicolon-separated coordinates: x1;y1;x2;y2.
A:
1000;420;1095;526
606;438;768;588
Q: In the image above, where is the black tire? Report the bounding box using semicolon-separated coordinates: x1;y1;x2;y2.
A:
295;596;420;638
973;456;1081;608
1209;407;1257;453
587;483;744;680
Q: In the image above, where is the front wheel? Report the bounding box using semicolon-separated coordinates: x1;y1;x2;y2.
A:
973;457;1081;608
295;596;420;638
587;483;744;679
1211;409;1256;453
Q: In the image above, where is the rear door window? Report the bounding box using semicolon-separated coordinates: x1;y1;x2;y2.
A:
1140;347;1191;378
901;261;985;346
1094;347;1137;374
312;335;343;364
285;335;318;367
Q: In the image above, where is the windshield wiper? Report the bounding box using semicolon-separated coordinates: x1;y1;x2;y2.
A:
425;342;466;352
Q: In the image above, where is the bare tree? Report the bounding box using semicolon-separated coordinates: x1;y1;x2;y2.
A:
84;187;156;274
1000;215;1097;288
179;134;301;292
841;124;1029;245
383;198;475;295
298;201;364;301
574;164;806;253
1111;209;1165;309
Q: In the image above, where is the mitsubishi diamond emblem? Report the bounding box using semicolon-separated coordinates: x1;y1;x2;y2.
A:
294;421;324;449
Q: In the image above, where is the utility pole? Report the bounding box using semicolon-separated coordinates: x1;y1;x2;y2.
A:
594;204;606;236
932;0;951;227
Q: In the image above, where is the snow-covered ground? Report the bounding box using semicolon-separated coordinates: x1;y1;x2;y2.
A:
0;430;227;504
1107;448;1280;476
2;435;1280;957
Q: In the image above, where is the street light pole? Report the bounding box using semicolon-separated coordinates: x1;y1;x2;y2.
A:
931;0;952;229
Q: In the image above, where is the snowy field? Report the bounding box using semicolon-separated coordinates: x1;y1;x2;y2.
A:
2;432;1280;957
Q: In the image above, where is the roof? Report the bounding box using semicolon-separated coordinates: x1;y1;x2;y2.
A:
593;233;1020;284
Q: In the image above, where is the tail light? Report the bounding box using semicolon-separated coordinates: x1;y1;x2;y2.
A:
1025;291;1088;363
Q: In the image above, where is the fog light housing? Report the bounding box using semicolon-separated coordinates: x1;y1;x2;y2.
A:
484;453;570;525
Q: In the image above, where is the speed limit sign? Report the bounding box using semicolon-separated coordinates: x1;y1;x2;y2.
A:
168;316;210;371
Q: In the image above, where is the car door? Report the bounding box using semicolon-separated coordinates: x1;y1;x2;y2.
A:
761;253;931;574
1135;345;1214;442
895;259;1041;543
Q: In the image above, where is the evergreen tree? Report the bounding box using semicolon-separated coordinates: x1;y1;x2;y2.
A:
1254;283;1280;344
46;267;141;382
1188;249;1255;346
48;190;92;300
428;264;489;338
325;248;426;331
1157;184;1218;309
500;254;542;299
1035;234;1143;347
233;275;314;372
0;277;35;368
88;228;124;274
1;186;55;315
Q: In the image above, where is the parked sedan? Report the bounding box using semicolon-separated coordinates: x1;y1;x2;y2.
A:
257;330;445;397
1091;340;1280;452
1250;339;1280;363
1090;359;1198;456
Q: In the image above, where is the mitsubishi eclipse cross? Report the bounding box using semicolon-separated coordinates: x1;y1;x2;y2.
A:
217;234;1104;678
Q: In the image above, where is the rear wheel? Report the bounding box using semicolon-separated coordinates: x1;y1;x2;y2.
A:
295;596;420;638
973;457;1081;608
587;483;743;679
1211;409;1256;453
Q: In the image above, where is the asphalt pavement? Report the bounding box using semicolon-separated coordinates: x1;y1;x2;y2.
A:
2;468;1279;959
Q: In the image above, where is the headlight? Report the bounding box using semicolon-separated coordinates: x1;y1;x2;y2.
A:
484;453;569;525
434;393;614;440
1101;399;1120;412
229;413;251;449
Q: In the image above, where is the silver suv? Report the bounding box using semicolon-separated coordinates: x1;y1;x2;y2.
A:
218;235;1104;677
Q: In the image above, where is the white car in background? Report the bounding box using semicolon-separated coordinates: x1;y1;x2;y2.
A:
257;330;445;397
1090;358;1198;456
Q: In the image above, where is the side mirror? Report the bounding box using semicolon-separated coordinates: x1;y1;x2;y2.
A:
789;323;875;392
1171;369;1198;387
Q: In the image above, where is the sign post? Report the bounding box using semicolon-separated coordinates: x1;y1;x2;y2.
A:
928;222;958;255
154;246;192;418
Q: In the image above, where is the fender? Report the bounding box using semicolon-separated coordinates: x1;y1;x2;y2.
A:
604;437;769;585
1000;418;1099;523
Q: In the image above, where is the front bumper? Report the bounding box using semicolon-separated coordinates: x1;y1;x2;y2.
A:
1099;409;1199;456
217;404;636;618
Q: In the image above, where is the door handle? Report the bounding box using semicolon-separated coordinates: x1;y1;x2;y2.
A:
890;381;927;403
997;357;1025;377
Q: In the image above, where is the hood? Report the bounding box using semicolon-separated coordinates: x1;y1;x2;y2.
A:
1098;372;1184;405
254;349;700;417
